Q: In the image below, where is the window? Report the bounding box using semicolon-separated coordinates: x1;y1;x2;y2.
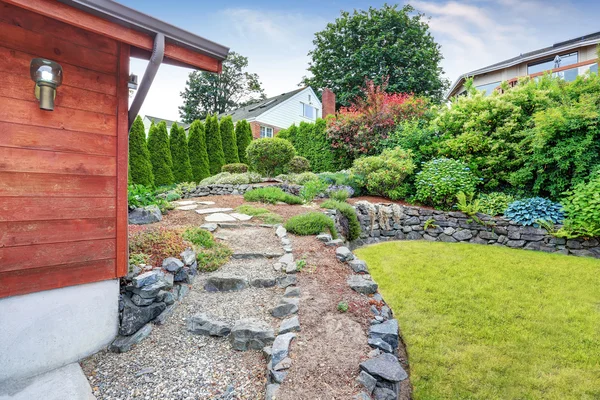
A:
260;126;273;138
475;81;501;96
527;52;578;75
302;103;315;119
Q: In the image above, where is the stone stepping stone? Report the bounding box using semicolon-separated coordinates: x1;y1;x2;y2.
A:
176;204;198;211
197;201;216;205
200;223;218;232
174;200;196;206
187;313;232;337
230;213;253;221
204;274;248;292
195;207;234;215
205;213;237;223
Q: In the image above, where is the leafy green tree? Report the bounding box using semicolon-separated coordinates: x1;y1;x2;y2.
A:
179;52;266;123
147;121;174;186
219;116;239;164
128;115;154;186
205;114;225;175
302;4;448;105
188;120;210;182
169;123;193;183
235;120;253;164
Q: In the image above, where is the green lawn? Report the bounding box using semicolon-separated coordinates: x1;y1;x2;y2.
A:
355;241;600;400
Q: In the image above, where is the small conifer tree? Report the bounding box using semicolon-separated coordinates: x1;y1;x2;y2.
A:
219;116;239;164
128;115;154;186
148;121;174;186
236;120;253;164
205;114;225;175
188;120;210;182
169;123;193;183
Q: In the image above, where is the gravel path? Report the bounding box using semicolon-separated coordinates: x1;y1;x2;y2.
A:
81;226;285;400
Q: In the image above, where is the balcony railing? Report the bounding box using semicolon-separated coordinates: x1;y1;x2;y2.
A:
503;59;598;89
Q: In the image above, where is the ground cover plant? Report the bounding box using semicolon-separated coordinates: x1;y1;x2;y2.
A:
321;200;360;240
199;172;262;185
235;205;283;224
222;163;249;173
299;178;329;203
284;212;338;238
243;187;302;205
356;241;600;399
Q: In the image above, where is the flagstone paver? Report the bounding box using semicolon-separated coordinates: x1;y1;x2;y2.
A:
205;213;238;222
195;207;234;215
175;204;198;211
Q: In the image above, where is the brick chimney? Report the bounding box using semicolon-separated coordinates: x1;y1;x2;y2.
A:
321;88;335;118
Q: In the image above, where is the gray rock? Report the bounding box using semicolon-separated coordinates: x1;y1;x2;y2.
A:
131;293;154;306
285;262;298;274
283;286;301;298
369;319;399;349
506;240;526;248
128;205;162;225
570;249;595;257
357;371;378;395
280;297;300;307
230;319;275;351
279;253;295;267
348;259;368;273
406;231;422;240
452;229;473;241
566;239;583;249
354;393;372;400
125;265;142;282
360;353;408;382
174;267;195;284
336;247;355;262
271;332;296;367
132;270;163;288
109;323;153;353
162;257;184;274
277;275;297;288
443;227;456;236
250;278;277;288
380;306;392;320
276;226;287;238
347;275;378;295
281;238;291;246
373;387;397;400
283;245;293;253
180;249;197;266
265;383;280;400
175;284;189;301
368;337;393;353
162;273;174;290
263;346;272;361
153;304;176;325
273;356;292;371
271;302;298;318
326;239;344;247
316;233;332;242
200;223;218;232
119;297;166;335
279;316;300;334
204;274;248;292
269;369;287;384
127;279;168;299
187;313;232;337
438;233;458;243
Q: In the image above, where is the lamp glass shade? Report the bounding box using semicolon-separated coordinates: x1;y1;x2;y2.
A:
30;58;63;87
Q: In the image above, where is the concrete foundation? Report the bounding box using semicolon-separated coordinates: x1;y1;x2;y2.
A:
0;279;119;385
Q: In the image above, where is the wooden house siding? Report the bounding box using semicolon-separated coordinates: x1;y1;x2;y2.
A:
0;2;129;298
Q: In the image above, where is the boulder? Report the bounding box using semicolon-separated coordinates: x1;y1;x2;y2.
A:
452;229;473;241
200;223;218;232
373;387;397;400
347;275;378;295
230;319;275;351
271;332;296;367
326;239;344;247
131;293;154;306
174;267;194;284
265;384;280;400
204;274;248;292
360;353;408;383
336;247;355;262
126;279;168;299
277;275;297;288
357;371;377;395
283;286;300;298
316;233;332;242
271;302;298;318
153;304;176;326
119;297;166;336
269;369;287;384
368;337;393;353
162;257;184;274
276;226;287;238
278;316;300;334
278;253;295;268
128;205;162;225
132;270;163;288
369;319;399;349
250;278;277;288
109;323;153;353
180;249;197;266
348;259;368;273
187;313;232;337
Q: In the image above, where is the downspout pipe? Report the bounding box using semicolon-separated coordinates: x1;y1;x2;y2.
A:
128;32;165;129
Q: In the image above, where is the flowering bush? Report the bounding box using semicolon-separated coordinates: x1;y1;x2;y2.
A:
415;158;479;208
505;197;564;227
351;147;415;200
326;79;428;158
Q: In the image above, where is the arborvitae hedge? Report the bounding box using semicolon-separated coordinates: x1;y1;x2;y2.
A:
188;120;210;182
236;120;253;164
205;114;225;175
128;115;154;186
169;123;193;183
219;116;239;164
148;121;174;186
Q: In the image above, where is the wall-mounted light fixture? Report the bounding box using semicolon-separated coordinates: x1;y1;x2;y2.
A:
30;58;63;111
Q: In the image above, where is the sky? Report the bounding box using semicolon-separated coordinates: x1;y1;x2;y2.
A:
120;0;600;121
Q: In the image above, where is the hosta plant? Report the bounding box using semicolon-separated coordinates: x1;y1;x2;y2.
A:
505;197;564;227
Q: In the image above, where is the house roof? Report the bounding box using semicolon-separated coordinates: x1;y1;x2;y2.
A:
219;87;306;122
447;30;600;98
144;115;189;130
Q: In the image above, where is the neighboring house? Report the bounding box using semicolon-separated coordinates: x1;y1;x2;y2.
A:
447;31;600;98
220;87;336;139
143;115;189;134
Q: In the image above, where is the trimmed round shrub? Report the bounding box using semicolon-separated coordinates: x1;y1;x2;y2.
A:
477;192;515;216
288;156;311;173
222;163;249;173
321;200;360;240
505;197;564;226
561;171;600;237
284;212;338;239
415;157;479;208
246;138;296;177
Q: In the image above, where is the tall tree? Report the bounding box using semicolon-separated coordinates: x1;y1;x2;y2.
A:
148;121;174;187
179;52;266;123
169;123;193;183
302;5;448;105
235;120;253;164
205;114;225;175
128;115;154;186
188;120;210;182
219;116;239;165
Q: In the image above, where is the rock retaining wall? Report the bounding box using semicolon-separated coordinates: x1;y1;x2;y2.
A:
351;201;600;259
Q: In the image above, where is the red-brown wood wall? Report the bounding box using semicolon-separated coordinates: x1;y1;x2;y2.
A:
0;2;129;298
